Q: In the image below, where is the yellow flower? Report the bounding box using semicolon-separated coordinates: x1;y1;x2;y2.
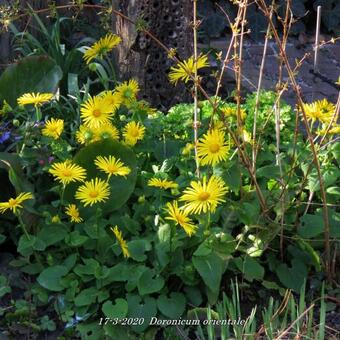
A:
115;80;139;105
80;95;116;128
65;204;83;223
221;106;247;120
75;178;110;207
17;92;53;107
111;226;130;258
42;118;64;139
169;54;209;84
94;155;131;179
302;100;334;123
76;125;93;145
180;175;228;214
0;192;33;214
197;129;230;166
49;161;87;186
100;90;123;111
83;33;121;64
92;123;119;141
318;125;340;135
316;99;336;120
165;201;197;237
148;178;178;190
123;121;145;146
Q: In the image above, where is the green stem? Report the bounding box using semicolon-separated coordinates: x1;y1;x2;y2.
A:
205;212;211;233
35;106;42;121
18;213;30;240
59;185;66;214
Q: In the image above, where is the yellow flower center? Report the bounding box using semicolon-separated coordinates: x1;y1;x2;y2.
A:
198;191;210;201
93;109;101;117
130;129;139;137
176;214;185;225
62;169;72;177
89;191;98;198
8;198;17;207
209;143;220;153
107;165;118;173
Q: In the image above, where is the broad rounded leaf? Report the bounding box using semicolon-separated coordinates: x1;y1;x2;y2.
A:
137;269;164;295
102;299;128;319
0;55;62;107
37;265;68;292
157;293;186;319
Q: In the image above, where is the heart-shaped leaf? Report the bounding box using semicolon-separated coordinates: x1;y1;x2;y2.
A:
157;293;186;319
37;265;68;292
127;295;157;332
137;269;164;295
102;299;128;319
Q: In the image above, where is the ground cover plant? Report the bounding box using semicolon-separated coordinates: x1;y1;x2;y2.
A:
0;1;339;339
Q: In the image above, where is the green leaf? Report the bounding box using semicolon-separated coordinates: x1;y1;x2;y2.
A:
102;299;128;319
37;265;68;292
193;241;212;257
256;165;281;179
64;139;137;213
37;226;67;247
137;269;164;295
74;287;98;306
0;275;11;298
127;295;157;332
222;162;241;193
0;55;62;107
276;259;307;292
157;293;186;319
299;214;324;238
17;235;36;257
233;256;264;282
67;231;89;247
192;253;225;293
128;239;152;262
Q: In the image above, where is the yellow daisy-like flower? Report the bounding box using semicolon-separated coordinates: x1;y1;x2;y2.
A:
180;175;228;214
94;155;131;179
123;121;145;146
65;204;83;223
302;101;334;123
80;95;116;128
115;80;139;105
92;123;119;142
165;201;198;237
17;92;53;107
197;129;230;166
42;118;64;139
0;192;33;214
49;161;87;186
316;99;336;117
148;178;178;190
169;54;209;84
83;33;121;64
111;225;130;258
75;178;110;207
100;90;123;111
